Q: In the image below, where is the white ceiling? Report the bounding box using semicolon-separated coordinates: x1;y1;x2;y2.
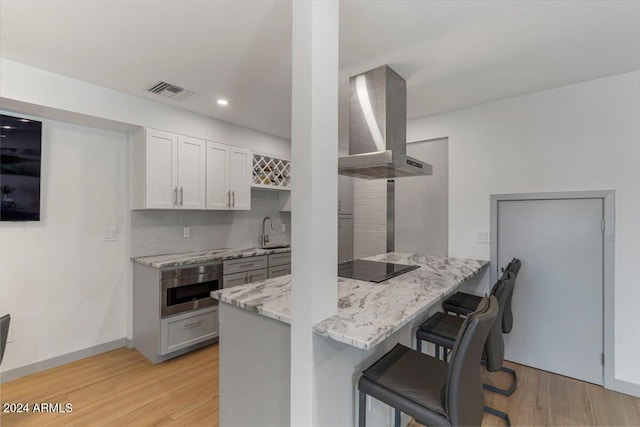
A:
2;1;640;139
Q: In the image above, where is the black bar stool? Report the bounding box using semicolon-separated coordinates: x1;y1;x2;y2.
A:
416;272;516;426
1;314;10;365
443;258;521;334
441;258;521;397
358;296;498;427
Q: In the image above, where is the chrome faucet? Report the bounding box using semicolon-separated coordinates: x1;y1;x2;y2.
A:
261;216;275;247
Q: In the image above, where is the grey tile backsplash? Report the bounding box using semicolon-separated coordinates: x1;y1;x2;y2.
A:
131;190;291;257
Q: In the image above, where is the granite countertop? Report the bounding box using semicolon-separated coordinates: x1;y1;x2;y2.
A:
212;252;488;350
131;246;291;269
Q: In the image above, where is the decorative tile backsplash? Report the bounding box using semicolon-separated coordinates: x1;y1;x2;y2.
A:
131;190;291;257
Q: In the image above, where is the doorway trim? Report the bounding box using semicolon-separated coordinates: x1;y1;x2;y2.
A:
490;190;615;389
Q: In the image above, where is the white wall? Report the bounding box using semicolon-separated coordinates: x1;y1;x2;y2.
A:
396;138;449;256
407;71;640;387
0;59;290;158
0;114;129;375
131;190;290;257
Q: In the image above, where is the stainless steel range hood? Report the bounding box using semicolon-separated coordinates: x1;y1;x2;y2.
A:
339;65;433;179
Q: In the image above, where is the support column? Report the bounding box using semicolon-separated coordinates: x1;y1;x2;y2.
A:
290;0;339;425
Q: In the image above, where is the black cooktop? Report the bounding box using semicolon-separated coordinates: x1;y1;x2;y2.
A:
338;260;420;283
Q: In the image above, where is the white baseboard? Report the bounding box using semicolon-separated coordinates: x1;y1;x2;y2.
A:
614;378;640;398
0;338;126;383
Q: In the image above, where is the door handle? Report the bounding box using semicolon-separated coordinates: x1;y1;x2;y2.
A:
173;187;178;205
232;191;235;207
180;187;184;205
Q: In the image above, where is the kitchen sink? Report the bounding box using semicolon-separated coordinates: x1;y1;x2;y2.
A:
260;244;290;250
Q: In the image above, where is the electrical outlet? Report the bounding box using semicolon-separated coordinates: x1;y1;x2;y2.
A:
477;231;490;243
281;223;287;233
183;226;191;238
104;229;119;242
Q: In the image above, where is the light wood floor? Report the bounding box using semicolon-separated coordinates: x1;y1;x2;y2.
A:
1;344;640;426
0;345;218;426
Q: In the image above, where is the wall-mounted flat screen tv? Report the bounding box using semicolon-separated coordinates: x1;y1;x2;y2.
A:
1;114;42;221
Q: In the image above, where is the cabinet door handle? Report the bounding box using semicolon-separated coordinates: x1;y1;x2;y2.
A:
184;320;204;328
232;191;235;207
180;187;184;205
227;191;231;207
237;261;262;269
173;187;178;205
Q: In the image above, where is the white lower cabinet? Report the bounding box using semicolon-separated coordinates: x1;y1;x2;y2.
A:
247;269;268;283
222;268;269;288
223;253;291;287
160;307;218;355
223;271;249;288
268;265;291;278
268;253;291;267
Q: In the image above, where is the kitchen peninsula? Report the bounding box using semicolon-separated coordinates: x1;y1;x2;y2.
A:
212;253;488;426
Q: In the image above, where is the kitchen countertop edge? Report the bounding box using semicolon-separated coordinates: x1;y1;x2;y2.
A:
212;253;489;351
131;246;291;269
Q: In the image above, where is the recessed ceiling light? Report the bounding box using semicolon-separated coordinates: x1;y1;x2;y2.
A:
1;125;13;129
19;119;31;122
1;135;5;138
216;98;229;106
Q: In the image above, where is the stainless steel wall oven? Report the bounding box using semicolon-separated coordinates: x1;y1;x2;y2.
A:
161;263;222;317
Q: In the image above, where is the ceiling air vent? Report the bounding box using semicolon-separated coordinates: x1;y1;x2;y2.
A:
146;81;196;101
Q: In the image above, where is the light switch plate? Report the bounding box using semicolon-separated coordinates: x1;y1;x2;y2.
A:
6;323;13;343
477;231;490;243
281;223;286;233
183;227;191;238
104;229;119;242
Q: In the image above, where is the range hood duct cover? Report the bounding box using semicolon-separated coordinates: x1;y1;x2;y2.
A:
339;65;432;179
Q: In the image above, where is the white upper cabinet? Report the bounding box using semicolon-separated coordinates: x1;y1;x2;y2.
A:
131;128;206;209
206;141;231;210
177;135;206;209
144;129;178;209
206;142;251;211
229;147;251;210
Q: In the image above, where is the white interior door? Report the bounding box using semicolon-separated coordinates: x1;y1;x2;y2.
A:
497;198;603;385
